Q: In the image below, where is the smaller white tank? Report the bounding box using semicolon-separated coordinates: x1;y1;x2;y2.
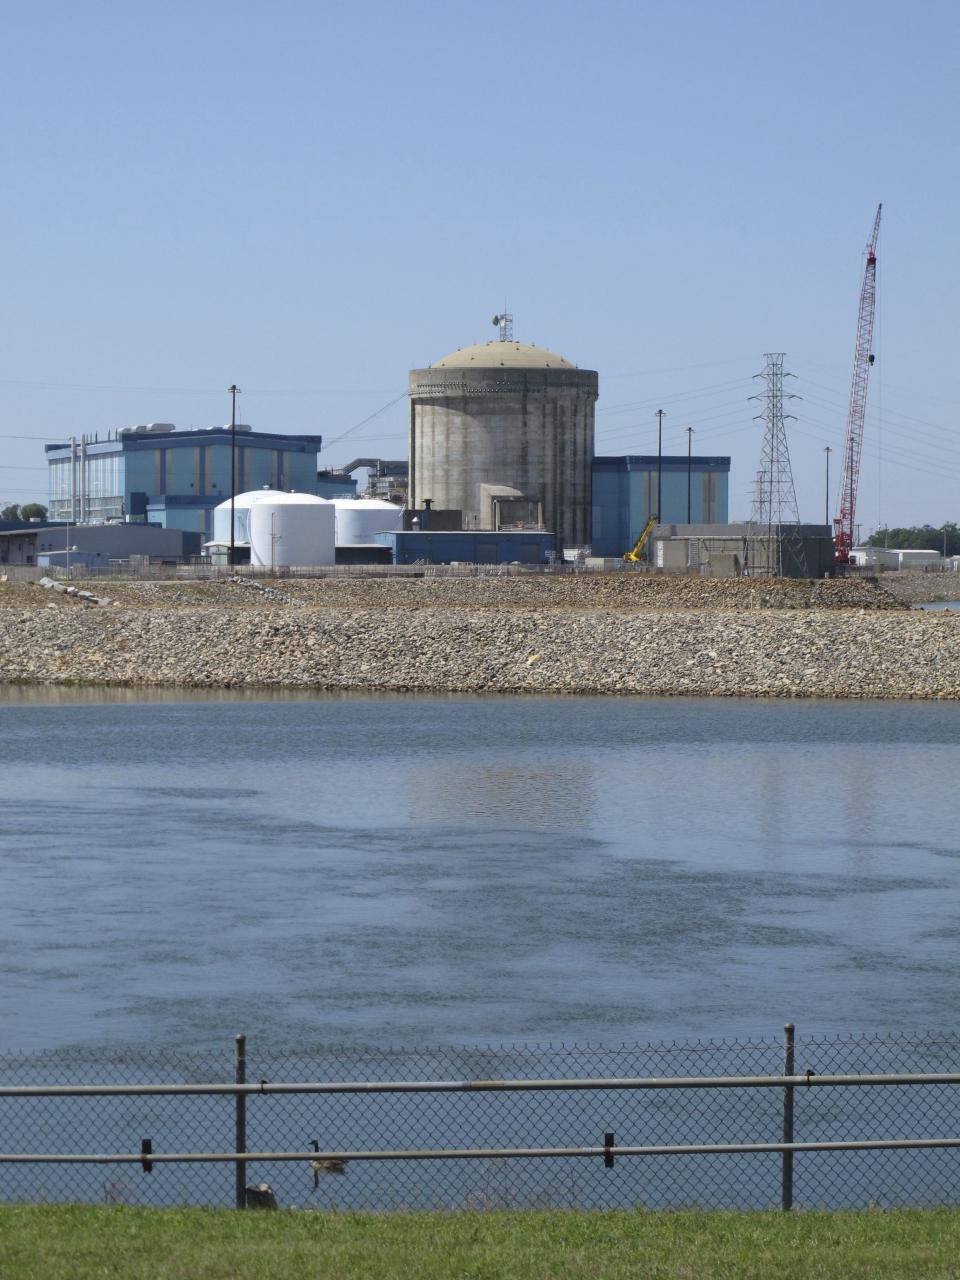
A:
249;493;335;567
332;498;404;546
212;489;287;546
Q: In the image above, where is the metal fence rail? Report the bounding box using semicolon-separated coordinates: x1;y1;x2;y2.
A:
3;1026;960;1212
8;561;617;583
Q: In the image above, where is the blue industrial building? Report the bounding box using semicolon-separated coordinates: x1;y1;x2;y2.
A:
42;424;730;565
591;455;730;558
45;424;338;538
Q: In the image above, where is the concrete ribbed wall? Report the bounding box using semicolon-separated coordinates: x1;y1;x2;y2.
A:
408;366;598;549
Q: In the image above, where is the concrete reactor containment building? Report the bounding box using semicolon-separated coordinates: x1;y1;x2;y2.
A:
408;340;598;548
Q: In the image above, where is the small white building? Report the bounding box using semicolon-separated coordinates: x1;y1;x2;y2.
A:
850;546;945;571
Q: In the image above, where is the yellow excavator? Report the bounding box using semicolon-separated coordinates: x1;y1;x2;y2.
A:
623;514;657;563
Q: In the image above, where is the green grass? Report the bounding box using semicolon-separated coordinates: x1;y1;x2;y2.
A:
3;1205;960;1279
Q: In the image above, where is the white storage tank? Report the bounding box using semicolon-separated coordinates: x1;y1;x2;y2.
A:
332;498;403;546
212;489;287;546
249;493;335;567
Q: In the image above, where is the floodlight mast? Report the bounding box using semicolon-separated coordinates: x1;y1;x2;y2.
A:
834;204;881;564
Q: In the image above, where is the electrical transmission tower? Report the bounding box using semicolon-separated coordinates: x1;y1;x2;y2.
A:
747;353;801;576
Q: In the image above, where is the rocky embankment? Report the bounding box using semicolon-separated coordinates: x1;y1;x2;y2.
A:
47;571;905;612
0;572;958;699
876;570;960;606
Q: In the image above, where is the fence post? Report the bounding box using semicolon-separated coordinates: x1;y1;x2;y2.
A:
781;1022;795;1211
235;1034;247;1210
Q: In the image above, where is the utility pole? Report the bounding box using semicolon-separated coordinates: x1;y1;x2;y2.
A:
686;427;694;522
655;409;665;519
228;384;241;565
66;435;75;574
824;446;832;527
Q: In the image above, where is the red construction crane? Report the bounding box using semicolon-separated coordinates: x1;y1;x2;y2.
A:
834;203;882;563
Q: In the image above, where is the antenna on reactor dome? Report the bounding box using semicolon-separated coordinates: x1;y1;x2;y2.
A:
492;312;513;342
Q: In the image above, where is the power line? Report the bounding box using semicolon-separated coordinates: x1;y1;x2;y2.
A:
798;392;960;465
0;379;400;396
318;393;406;454
598;377;753;416
801;378;951;429
603;357;751;380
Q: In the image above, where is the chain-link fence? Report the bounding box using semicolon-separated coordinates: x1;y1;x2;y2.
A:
3;1028;960;1212
12;561;607;583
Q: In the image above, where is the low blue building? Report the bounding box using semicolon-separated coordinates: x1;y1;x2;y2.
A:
46;424;331;539
591;455;730;558
375;530;555;566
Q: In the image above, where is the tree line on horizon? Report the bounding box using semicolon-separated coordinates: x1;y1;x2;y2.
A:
866;522;960;556
1;503;48;522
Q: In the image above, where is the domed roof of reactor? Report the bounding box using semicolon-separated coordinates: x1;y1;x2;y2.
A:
430;341;574;370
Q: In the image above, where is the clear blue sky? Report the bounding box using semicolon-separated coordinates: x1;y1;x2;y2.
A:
2;0;957;530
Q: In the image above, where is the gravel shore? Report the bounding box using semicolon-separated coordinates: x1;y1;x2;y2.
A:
874;570;960;606
1;573;958;699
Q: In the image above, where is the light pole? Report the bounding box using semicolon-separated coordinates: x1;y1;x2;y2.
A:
824;446;832;528
685;426;694;523
65;434;76;577
228;384;241;565
655;409;665;520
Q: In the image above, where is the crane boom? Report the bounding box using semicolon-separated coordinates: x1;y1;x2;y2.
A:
834;203;881;563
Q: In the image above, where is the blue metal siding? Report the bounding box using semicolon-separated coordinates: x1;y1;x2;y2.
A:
286;451;322;492
242;447;271;491
203;444;231;498
47;429;325;533
147;504;209;534
165;446;195;497
375;531;555;565
591;456;731;557
315;474;358;499
123;451;153;501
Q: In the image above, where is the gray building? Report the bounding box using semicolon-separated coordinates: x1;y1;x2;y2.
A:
408;341;598;548
649;523;835;578
0;523;201;568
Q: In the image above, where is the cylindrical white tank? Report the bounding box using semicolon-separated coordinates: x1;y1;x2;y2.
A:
332;498;404;546
212;489;287;546
249;493;335;567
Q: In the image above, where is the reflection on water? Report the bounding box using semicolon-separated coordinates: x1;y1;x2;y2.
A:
0;693;958;1051
410;759;596;828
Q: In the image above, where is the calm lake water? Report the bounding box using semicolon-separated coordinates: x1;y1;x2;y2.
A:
1;690;958;1052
